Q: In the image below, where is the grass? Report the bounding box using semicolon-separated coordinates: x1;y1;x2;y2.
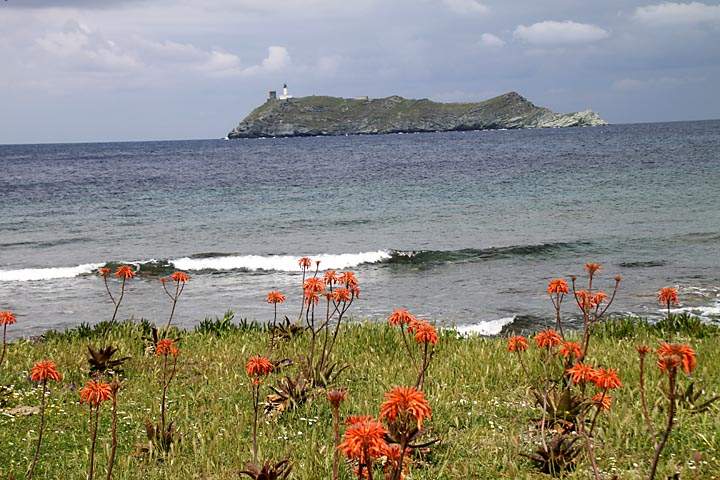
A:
1;317;719;479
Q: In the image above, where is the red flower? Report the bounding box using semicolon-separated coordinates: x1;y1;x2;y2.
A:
324;270;338;285
566;363;597;385
636;345;651;356
0;311;17;326
266;291;286;304
388;308;416;327
576;289;605;310
170;271;190;283
331;288;352;303
657;287;679;307
98;267;111;278
657;343;696;374
298;257;312;269
412;321;438;345
507;335;528;353
339;418;388;464
114;265;135;280
558;341;583;359
592;291;608;307
337;271;358;289
30;360;62;383
584;263;601;275
156;339;179;357
534;329;562;349
547;279;569;295
79;380;112;406
245;355;274;379
345;415;375;426
593;368;622;390
327;389;347;408
304;277;326;294
379;386;432;429
591;393;612;411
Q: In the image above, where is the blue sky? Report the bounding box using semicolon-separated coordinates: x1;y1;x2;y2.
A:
1;0;719;143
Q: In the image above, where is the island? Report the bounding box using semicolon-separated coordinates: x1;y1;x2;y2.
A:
227;88;607;139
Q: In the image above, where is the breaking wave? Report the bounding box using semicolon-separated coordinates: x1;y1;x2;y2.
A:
0;241;589;282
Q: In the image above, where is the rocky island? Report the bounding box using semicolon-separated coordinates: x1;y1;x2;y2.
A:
227;90;607;139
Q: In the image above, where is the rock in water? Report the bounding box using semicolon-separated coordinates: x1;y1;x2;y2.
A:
227;91;607;139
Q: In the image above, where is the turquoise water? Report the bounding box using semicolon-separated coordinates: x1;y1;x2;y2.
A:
1;120;719;336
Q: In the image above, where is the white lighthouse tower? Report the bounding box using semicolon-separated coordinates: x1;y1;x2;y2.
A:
278;83;293;100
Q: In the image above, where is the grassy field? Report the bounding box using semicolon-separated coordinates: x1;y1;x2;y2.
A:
1;318;719;479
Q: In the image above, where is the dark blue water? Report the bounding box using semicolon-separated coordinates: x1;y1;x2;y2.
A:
1;121;719;336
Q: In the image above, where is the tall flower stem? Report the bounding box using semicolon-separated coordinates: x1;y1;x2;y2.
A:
648;367;678;480
416;342;430;390
87;406;100;480
331;404;340;480
251;383;260;463
106;383;120;480
162;280;184;331
26;380;48;480
0;324;7;366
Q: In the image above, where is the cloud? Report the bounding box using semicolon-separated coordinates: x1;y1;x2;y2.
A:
3;0;144;8
513;20;609;45
35;20;142;72
478;33;505;47
200;46;291;77
442;0;488;15
612;75;706;91
633;2;720;26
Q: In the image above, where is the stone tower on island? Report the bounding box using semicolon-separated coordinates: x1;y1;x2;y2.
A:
268;84;293;101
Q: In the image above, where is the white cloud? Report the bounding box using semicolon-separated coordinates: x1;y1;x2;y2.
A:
613;75;706;91
442;0;488;15
633;2;720;25
513;20;609;45
478;33;505;47
35;20;142;72
200;46;291;77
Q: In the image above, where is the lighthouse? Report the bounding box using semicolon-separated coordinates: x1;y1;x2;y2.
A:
278;83;293;100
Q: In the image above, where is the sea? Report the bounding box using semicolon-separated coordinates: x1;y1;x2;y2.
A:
1;120;719;338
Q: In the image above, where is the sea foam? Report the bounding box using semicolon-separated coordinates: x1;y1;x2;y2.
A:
172;251;391;272
453;316;516;336
0;263;103;282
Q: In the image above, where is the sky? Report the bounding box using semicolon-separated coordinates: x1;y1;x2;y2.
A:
1;0;719;144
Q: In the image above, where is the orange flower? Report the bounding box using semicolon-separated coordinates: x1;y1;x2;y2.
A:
412;321;438;345
534;329;562;349
30;360;62;383
170;271;190;283
324;270;338;285
657;343;696;374
345;415;375;426
304;277;326;294
592;291;608;306
266;290;286;304
337;271;358;288
591;393;612;411
379;386;432;429
558;341;582;359
331;288;352;303
327;389;347;408
114;265;135;280
657;287;679;306
636;345;651;356
584;263;601;275
339;418;388;463
507;335;529;353
298;257;312;269
0;311;17;326
155;339;179;357
79;380;112;406
98;267;111;278
566;363;597;385
547;279;569;295
304;291;320;305
245;355;273;379
388;308;416;327
593;367;622;390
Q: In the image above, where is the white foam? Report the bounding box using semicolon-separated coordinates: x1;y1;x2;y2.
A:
171;251;392;272
0;263;103;282
668;303;720;319
453;316;516;336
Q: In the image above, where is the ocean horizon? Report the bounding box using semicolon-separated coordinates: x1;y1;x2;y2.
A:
2;120;719;337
